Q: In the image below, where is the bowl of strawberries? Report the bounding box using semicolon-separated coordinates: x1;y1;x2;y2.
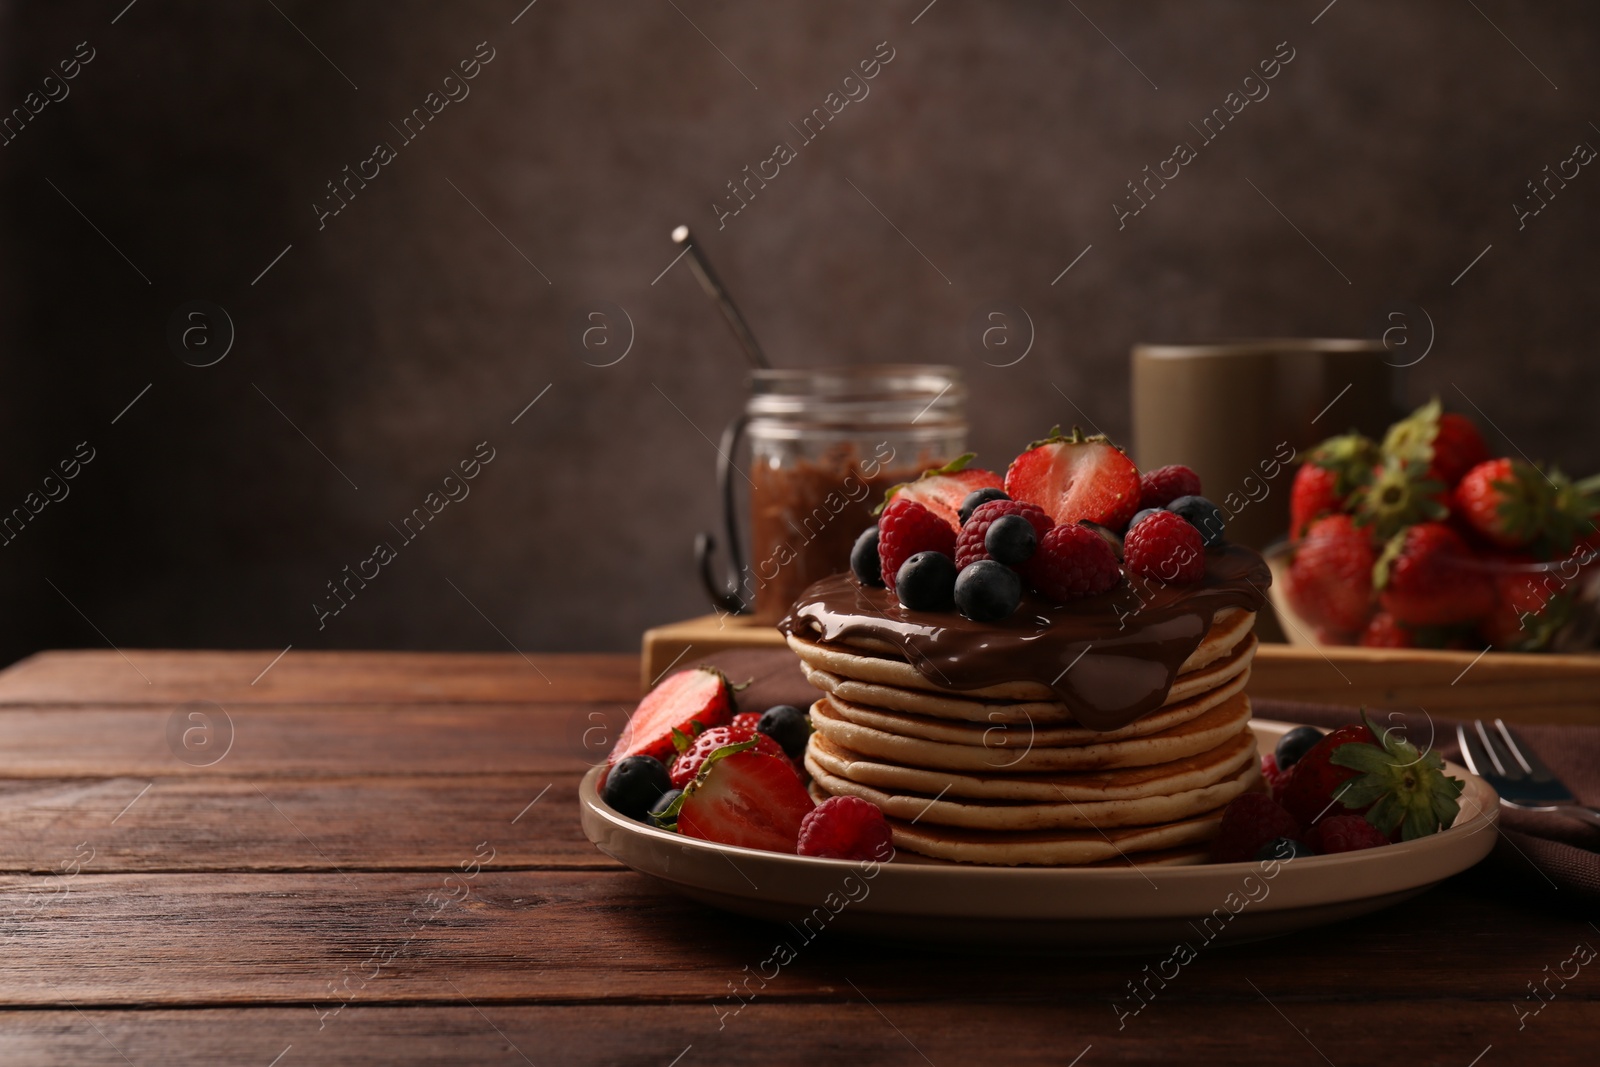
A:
1269;399;1600;651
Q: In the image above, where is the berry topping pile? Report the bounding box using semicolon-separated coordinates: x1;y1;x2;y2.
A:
603;670;897;861
849;430;1227;621
1284;397;1600;650
1211;710;1465;863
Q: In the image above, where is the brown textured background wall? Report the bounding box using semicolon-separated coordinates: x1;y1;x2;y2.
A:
0;0;1595;663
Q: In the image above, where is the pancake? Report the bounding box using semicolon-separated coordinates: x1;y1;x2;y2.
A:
809;690;1254;773
813;654;1250;743
787;607;1256;703
882;803;1235;866
806;723;1258;803
805;739;1257;830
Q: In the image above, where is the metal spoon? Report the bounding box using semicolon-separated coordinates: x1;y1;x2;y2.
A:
671;225;770;371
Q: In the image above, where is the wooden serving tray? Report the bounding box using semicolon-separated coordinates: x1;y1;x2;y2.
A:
641;614;1600;723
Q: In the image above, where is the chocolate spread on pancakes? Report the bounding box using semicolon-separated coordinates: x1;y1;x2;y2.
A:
779;544;1271;732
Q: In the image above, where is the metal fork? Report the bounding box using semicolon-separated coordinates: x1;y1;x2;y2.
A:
1457;719;1600;830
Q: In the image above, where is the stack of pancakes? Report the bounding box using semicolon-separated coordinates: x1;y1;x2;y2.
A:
789;607;1263;866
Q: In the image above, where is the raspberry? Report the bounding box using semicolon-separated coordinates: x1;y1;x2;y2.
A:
670;724;785;788
1138;464;1202;511
1123;510;1205;584
1307;814;1388;854
1024;523;1121;603
797;795;894;861
1210;793;1303;863
877;498;956;584
1261;752;1293;797
955;499;1053;569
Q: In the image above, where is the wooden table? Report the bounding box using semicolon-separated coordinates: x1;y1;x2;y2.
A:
1;650;1594;1065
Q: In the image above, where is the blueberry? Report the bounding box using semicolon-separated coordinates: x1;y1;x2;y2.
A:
1275;726;1325;770
757;704;811;759
601;755;672;821
1165;495;1226;546
1077;520;1125;562
954;560;1023;622
1255;837;1314;861
896;551;958;611
959;487;1010;526
984;514;1037;566
850;526;883;586
648;788;683;826
1128;508;1161;533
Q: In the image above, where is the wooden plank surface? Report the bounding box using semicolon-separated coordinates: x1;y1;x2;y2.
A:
0;705;625;777
0;650;641;705
0;774;603;872
2;1000;1593;1067
0;869;1586;1005
0;647;1591;1065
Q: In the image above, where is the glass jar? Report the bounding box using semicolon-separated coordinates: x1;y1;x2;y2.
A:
701;365;967;622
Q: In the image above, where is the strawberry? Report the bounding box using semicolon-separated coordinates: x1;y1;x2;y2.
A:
1289;432;1381;538
797;796;894;861
1281;711;1464;840
1478;556;1568;651
1454;458;1546;548
610;668;734;765
1454;458;1600;553
674;741;815;853
1210;793;1303;862
1307;814;1388;853
1005;426;1142;530
1351;457;1448;540
670;723;786;788
1289;464;1342;541
731;711;762;733
1122;509;1204;584
1025;522;1122;601
1382;398;1489;489
1278;721;1377;827
877;454;1004;531
954;499;1053;569
1285;514;1375;633
877;497;957;586
1375;522;1493;627
1138;464;1202;511
1358;612;1413;648
1325;712;1464;840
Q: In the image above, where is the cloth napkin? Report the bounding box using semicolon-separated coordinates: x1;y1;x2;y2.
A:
694;649;1600;905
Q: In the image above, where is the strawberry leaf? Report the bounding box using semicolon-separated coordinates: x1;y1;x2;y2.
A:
873;453;978;514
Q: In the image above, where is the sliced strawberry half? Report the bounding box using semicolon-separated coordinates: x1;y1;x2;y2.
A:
609;667;734;766
674;742;815;853
876;454;1004;531
669;723;785;787
1005;426;1141;530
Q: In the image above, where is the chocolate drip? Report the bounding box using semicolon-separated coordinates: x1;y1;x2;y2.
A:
778;544;1272;732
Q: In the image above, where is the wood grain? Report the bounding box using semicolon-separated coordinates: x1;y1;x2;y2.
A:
0;870;1584;1007
0;651;641;706
2;1000;1593;1067
0;705;628;778
0;775;607;872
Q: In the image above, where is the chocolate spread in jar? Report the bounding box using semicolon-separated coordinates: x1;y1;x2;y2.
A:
747;444;931;622
778;544;1271;731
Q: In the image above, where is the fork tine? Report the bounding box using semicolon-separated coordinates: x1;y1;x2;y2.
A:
1472;719;1513;777
1494;720;1562;786
1477;720;1528;781
1456;723;1491;779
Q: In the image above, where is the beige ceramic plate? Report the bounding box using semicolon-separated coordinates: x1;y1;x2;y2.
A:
578;720;1500;953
